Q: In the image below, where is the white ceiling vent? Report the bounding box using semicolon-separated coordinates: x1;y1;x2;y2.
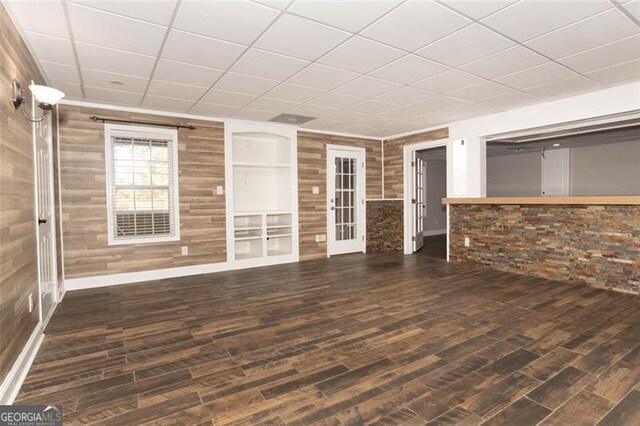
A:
268;113;316;125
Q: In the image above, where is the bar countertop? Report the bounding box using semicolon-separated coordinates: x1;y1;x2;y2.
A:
442;196;640;205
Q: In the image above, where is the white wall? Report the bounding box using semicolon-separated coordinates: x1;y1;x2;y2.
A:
423;159;447;232
487;152;541;197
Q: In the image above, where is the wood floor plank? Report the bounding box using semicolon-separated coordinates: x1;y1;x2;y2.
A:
14;253;639;425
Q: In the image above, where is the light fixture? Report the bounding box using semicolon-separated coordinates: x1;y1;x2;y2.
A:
12;80;65;123
553;143;561;147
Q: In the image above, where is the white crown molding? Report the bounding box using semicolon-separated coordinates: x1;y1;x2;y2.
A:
58;99;383;141
382;123;451;142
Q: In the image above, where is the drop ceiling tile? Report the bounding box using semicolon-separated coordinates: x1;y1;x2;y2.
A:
377;106;429;120
84;85;143;106
412;70;483;94
287;104;337;118
246;97;299;112
525;9;638;59
559;35;640;73
174;1;278;46
411;95;466;112
67;3;167;56
70;0;177;26
439;0;518;20
252;1;291;11
201;89;257;107
375;86;435;105
475;92;541;110
302;118;345;131
76;42;156;77
523;76;601;100
351;114;401;127
416;24;513;68
585;59;640;85
460;46;547;80
362;0;470;51
318;36;404;74
147;80;208;101
40;61;81;85
231;49;310;81
232;108;279;121
495;63;575;90
287;64;360;91
332;123;376;134
255;14;351;61
370;55;447;85
348;100;398;114
191;102;241;116
6;0;69;38
445;81;513;101
322;110;369;122
335;76;401;98
49;81;83;99
24;32;76;65
481;0;611;42
308;91;366;109
623;0;639;20
162;30;246;70
142;95;194;112
214;72;280;96
153;60;224;88
82;68;149;93
439;102;496;120
264;83;326;103
289;0;401;33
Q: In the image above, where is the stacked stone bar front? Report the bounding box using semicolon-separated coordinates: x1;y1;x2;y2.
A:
448;202;639;294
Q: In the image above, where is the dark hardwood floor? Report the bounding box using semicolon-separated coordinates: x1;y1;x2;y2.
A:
416;234;447;259
16;253;640;425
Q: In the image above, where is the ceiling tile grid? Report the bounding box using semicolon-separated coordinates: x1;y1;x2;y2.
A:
5;0;638;139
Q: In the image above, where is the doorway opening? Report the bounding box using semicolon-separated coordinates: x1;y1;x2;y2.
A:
402;138;449;258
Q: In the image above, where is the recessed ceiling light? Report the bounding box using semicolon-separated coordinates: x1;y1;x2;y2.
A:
109;80;124;86
553;143;560;147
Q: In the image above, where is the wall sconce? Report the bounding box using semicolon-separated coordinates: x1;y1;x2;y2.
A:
12;80;65;123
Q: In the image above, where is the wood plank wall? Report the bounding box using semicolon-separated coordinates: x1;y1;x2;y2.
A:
0;5;43;383
383;128;449;199
297;132;382;261
58;106;227;278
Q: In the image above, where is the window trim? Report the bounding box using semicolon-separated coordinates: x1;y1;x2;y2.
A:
104;123;180;246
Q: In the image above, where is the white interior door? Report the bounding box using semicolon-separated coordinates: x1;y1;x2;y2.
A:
541;148;570;196
327;146;365;256
414;155;426;252
33;102;58;322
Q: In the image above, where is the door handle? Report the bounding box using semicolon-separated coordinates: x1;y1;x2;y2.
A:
330;206;335;210
38;218;47;225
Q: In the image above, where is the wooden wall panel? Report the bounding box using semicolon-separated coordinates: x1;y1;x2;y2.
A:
0;5;43;383
297;132;382;261
58;106;227;278
383;128;449;199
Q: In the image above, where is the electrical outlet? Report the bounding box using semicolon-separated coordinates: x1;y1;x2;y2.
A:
28;293;33;313
312;186;320;194
315;235;320;243
464;237;470;247
216;186;224;195
320;234;326;242
181;246;189;255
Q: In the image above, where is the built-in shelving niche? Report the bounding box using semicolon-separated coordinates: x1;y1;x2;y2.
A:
225;124;299;267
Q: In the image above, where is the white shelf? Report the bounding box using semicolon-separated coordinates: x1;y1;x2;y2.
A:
267;233;292;238
235;236;263;241
233;161;291;168
267;224;291;229
235;210;291;215
234;226;262;230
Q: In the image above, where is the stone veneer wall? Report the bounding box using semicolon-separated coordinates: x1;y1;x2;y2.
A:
366;200;403;253
449;204;640;294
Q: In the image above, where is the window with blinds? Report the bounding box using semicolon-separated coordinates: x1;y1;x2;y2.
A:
105;124;180;245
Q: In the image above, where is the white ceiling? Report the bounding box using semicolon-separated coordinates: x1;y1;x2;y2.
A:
5;0;640;138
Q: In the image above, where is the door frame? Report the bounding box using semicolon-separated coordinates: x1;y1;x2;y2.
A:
402;138;449;258
326;144;366;257
31;93;58;324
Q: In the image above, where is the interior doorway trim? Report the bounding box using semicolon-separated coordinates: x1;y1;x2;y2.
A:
326;144;367;257
402;138;449;258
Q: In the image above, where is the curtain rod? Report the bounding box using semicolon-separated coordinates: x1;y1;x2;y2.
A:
89;115;195;130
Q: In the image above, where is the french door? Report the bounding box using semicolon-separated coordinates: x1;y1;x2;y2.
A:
413;154;426;252
33;102;58;322
327;146;366;256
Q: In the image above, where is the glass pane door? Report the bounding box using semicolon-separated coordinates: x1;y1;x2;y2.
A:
335;156;357;242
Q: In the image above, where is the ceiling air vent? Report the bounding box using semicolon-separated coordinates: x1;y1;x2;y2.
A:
268;113;315;125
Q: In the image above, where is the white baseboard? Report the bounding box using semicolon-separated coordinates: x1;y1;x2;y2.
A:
0;321;45;404
424;229;447;236
65;261;230;291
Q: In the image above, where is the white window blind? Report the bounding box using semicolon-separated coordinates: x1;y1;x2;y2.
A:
105;124;179;245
